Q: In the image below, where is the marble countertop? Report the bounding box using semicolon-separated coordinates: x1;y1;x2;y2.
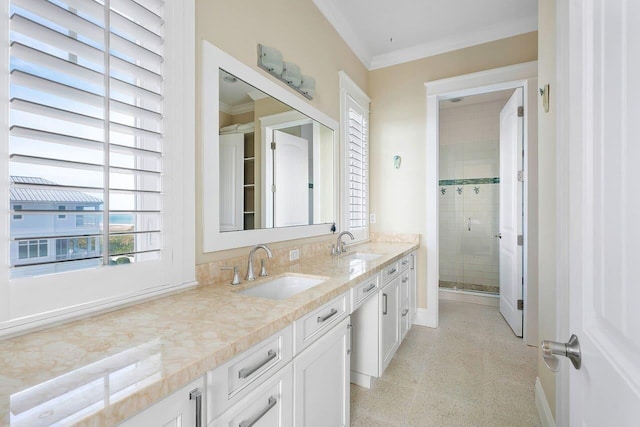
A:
0;241;418;426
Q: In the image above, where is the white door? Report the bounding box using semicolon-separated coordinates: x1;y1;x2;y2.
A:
557;0;640;424
273;130;309;227
498;87;524;337
293;317;350;427
219;133;244;231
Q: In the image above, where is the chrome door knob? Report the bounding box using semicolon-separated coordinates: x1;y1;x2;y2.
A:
541;334;581;372
495;233;502;239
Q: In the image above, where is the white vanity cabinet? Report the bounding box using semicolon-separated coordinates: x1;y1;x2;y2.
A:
119;377;205;427
350;252;418;388
207;292;351;427
293;316;351;427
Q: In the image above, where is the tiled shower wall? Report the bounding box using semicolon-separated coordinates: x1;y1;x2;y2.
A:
438;100;505;293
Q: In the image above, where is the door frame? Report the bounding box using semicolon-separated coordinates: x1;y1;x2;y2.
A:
422;61;539;346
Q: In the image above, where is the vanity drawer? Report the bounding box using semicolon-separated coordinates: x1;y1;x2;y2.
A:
210;364;293;427
208;324;293;421
400;270;410;305
351;273;380;311
381;261;400;284
294;292;349;354
399;255;411;272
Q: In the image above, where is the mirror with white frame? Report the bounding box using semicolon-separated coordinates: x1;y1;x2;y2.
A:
202;42;338;252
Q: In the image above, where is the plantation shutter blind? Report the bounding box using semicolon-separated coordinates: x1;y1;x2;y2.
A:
8;0;164;278
347;96;368;233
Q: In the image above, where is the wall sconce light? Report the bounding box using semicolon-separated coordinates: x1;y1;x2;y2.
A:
300;75;316;98
282;62;302;87
393;155;402;169
257;44;284;75
257;44;314;100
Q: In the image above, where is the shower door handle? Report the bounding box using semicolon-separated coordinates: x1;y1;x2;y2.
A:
467;218;471;231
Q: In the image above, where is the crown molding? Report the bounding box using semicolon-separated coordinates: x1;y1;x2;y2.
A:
219;102;232;114
312;0;372;69
231;102;255;115
369;15;538;70
219;101;255;115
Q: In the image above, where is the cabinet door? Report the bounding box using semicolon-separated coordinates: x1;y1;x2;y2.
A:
409;251;417;323
119;377;204;427
294;316;350;427
379;277;400;374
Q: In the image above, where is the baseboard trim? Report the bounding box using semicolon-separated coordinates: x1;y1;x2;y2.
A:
439;288;499;307
350;371;373;389
535;377;555;427
414;308;437;328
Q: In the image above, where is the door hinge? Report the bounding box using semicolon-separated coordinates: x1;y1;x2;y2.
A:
517;235;524;246
517;170;524;182
517;106;524;117
271;184;276;193
271;141;276;150
517;299;524;310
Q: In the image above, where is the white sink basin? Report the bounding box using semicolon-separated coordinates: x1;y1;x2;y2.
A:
343;252;382;261
237;274;327;300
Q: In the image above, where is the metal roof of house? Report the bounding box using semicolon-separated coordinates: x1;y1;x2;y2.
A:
9;176;103;204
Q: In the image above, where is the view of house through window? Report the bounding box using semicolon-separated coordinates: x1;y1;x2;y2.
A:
8;0;165;278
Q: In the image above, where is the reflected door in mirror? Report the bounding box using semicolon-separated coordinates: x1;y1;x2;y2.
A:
273;130;309;227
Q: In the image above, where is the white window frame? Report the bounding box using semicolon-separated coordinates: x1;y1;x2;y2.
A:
339;71;371;242
0;0;196;337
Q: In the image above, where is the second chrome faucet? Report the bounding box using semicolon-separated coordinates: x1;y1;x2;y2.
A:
331;231;355;255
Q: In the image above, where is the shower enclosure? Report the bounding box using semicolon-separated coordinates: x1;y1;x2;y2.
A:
438;95;506;295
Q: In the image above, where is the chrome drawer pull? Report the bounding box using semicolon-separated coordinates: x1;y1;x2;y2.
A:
401;308;409;317
189;388;202;427
239;396;277;427
238;349;277;379
402;277;408;283
383;293;388;315
363;283;376;293
317;308;338;323
402;260;408;265
388;267;397;275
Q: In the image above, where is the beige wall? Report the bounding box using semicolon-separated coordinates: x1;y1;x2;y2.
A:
368;32;538;308
196;0;369;264
537;0;557;418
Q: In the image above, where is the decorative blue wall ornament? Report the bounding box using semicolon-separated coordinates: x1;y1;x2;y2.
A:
456;187;463;195
473;186;480;194
393;155;401;169
440;188;446;195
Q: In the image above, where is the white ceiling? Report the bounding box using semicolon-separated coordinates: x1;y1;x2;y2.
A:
313;0;538;70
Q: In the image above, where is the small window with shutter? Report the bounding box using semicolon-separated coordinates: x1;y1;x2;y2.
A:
340;72;370;242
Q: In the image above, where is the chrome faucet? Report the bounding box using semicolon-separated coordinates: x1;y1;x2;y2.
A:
246;244;273;281
332;231;354;255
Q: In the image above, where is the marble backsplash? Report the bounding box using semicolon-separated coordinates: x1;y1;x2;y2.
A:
196;232;419;286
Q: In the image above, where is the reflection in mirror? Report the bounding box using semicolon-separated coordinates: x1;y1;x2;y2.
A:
218;69;334;232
